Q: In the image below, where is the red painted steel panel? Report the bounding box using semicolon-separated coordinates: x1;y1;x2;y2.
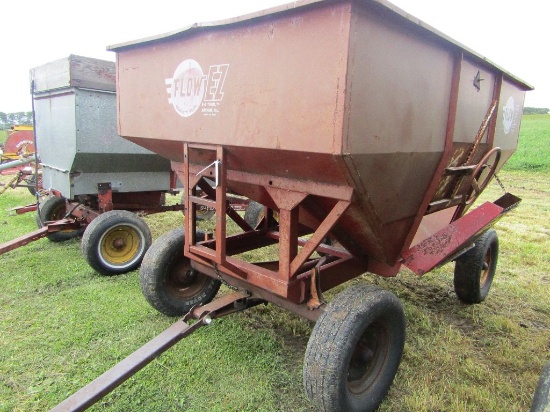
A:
402;201;504;276
110;0;531;269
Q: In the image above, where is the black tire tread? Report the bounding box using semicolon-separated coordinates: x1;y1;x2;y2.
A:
140;228;221;316
303;283;406;412
244;201;265;229
37;196;84;242
454;229;498;304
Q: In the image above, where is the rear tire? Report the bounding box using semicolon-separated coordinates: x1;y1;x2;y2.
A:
140;228;221;316
181;192;215;221
37;195;84;242
454;229;498;304
244;201;279;229
81;210;151;275
244;201;265;229
303;284;406;412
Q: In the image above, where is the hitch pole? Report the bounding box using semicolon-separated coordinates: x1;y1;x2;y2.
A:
50;291;249;412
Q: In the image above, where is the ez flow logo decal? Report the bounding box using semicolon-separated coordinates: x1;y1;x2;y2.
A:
502;96;519;135
165;59;229;117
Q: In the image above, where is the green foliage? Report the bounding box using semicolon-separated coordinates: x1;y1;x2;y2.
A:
0;129;7;145
0;111;33;130
504;114;550;173
523;107;549;115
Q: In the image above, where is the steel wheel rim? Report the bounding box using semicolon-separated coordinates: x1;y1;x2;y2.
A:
49;203;77;234
347;321;390;395
166;258;210;299
50;204;65;220
98;223;144;267
480;246;493;287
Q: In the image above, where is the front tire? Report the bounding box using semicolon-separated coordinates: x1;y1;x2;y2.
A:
454;229;498;304
140;228;221;316
303;284;406;412
37;195;84;242
81;210;151;275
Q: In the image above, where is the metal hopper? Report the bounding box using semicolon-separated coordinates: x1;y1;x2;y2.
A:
109;0;530;282
31;54;172;198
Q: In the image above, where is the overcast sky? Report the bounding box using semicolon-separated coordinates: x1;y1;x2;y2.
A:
0;0;547;113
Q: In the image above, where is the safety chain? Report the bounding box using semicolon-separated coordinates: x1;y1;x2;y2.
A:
213;263;239;291
493;173;507;193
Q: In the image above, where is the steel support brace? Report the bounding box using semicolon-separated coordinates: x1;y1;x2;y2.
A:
184;144;229;263
49;292;250;412
182;143;358;303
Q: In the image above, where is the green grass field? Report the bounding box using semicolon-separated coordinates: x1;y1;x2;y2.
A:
0;115;549;411
0;129;7;145
505;114;550;173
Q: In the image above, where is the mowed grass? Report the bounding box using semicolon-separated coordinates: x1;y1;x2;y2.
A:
0;115;549;411
505;114;550;173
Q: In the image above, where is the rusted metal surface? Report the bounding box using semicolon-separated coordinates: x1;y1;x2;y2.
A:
111;0;531;279
1;188;187;256
402;193;521;276
181;143;369;304
0;227;49;255
0;218;82;256
47;1;531;409
49;291;251;412
12;203;38;214
97;182;113;212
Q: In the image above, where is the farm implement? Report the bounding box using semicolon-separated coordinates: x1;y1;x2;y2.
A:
43;0;532;410
0;56;248;273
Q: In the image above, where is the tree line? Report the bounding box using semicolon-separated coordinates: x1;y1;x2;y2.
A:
0;112;33;130
523;107;549;115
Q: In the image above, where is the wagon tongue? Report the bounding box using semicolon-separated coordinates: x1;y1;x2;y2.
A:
402;193;521;276
49;291;255;412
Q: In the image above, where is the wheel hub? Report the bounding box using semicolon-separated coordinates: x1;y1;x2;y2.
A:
168;261;209;298
347;322;390;395
100;225;141;265
112;238;126;250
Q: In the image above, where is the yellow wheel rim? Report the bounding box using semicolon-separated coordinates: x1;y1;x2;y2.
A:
99;224;142;265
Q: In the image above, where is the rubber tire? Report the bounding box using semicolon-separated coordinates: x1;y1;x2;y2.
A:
36;195;84;242
139;228;221;316
454;229;498;304
180;192;215;221
81;210;152;276
244;201;266;229
531;362;550;412
304;284;406;412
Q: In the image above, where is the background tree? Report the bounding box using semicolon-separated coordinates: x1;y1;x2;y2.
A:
523;107;549;115
0;111;33;130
